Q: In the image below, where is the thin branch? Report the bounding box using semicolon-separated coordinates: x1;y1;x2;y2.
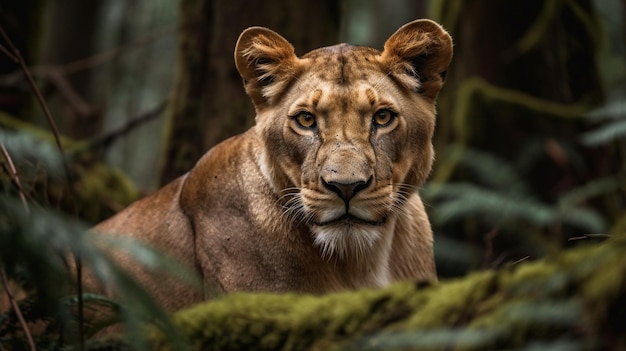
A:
0;67;94;121
0;144;35;350
88;101;167;150
0;26;65;158
0;26;173;82
481;227;499;269
0;24;85;350
0;42;17;62
60;27;172;75
0;143;30;212
0;27;174;123
1;268;37;351
73;256;85;350
44;68;94;117
0;65;94;117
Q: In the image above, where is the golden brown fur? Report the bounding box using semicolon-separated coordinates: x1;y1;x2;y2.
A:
92;19;453;312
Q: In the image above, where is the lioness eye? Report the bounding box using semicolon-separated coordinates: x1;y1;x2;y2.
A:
295;112;317;129
373;109;395;127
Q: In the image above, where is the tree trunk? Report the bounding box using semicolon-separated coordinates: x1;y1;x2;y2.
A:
160;0;341;184
39;0;104;138
0;0;46;122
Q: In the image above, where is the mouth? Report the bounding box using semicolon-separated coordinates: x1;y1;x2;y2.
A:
317;214;386;227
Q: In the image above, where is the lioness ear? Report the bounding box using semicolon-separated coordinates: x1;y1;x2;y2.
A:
380;19;453;101
234;27;300;108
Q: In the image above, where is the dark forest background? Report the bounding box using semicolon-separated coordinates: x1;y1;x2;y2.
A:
0;0;625;348
2;0;625;274
2;0;625;271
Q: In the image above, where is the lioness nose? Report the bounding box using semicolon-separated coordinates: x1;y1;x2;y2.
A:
322;177;372;202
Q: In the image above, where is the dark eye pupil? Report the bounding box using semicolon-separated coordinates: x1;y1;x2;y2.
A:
297;112;315;128
375;110;392;125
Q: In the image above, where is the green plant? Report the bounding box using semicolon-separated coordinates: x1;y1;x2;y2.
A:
0;130;197;350
422;139;622;271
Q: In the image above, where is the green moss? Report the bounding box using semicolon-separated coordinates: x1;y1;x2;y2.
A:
0;111;84;151
462;240;626;349
72;163;139;222
161;287;419;350
1;112;139;222
399;272;495;329
96;237;625;350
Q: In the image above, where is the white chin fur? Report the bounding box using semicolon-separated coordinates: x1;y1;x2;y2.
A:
312;223;383;261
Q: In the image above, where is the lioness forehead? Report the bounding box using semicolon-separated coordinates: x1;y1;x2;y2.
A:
301;44;390;85
288;44;410;120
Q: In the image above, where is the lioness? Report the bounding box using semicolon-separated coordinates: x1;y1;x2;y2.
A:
93;19;453;312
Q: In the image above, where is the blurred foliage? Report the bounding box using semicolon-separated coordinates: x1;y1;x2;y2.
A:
425;95;626;275
0;129;197;349
0;196;192;350
425;0;626;277
0;123;139;224
582;100;626;146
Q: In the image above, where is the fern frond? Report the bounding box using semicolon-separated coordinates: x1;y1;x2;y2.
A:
0;195;191;350
423;183;551;226
558;176;622;207
0;129;64;179
581;118;626;146
582;99;626;145
443;145;529;194
585;99;625;121
422;183;607;233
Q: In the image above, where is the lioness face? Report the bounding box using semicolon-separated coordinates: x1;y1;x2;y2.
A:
235;20;452;259
271;47;436;258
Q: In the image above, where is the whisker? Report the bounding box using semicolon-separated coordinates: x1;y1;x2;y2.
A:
276;186;308;225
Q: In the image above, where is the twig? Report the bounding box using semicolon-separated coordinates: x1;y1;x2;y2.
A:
0;143;30;212
0;42;17;62
60;27;172;75
88;101;167;150
481;227;499;269
0;24;85;350
0;27;174;125
0;143;33;350
1;268;37;351
511;256;530;265
1;66;94;118
0;56;35;351
0;25;77;192
0;27;173;83
0;27;65;156
45;68;94;117
568;233;611;241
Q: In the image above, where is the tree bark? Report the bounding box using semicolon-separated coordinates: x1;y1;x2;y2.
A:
39;0;104;138
0;0;46;122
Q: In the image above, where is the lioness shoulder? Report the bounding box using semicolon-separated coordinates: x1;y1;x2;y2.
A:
93;19;453;312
